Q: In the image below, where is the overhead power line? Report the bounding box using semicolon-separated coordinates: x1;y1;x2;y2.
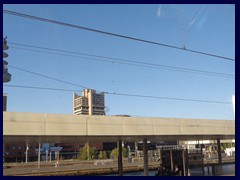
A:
3;9;235;61
9;42;234;78
8;65;90;90
4;84;232;105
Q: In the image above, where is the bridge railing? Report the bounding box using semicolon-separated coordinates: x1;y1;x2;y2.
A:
93;159;114;165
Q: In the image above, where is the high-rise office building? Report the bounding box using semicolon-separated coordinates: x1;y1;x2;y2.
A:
73;89;105;115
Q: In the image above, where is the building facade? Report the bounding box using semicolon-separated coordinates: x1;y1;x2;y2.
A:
73;89;105;115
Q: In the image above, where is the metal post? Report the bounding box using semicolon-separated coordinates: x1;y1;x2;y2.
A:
25;143;28;163
46;150;48;162
143;138;148;176
118;140;123;176
159;149;162;164
135;141;138;158
50;151;52;163
170;149;173;171
38;142;41;168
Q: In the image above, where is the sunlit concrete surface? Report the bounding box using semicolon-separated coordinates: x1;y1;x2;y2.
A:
3;112;235;143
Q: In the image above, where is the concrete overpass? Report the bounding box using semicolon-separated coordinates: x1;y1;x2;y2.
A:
3;112;235;176
3;111;235;143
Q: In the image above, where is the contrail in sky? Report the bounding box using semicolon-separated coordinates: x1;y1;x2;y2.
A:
157;5;162;17
196;11;208;29
188;5;205;28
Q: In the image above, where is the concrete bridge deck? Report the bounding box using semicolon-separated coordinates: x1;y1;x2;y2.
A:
3;112;235;143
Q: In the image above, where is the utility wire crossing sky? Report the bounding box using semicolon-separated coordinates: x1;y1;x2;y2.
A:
3;4;235;119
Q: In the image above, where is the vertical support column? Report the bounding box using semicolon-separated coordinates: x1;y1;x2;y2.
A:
143;138;148;176
217;139;222;165
201;145;204;174
135;141;138;158
25;143;28;163
50;151;52;163
170;149;173;170
38;142;41;168
118;140;123;176
159;149;162;164
182;149;186;176
58;151;60;162
46;150;48;162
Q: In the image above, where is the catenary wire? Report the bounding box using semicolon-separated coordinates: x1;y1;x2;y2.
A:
9;42;234;78
4;84;232;104
8;65;90;90
3;9;235;61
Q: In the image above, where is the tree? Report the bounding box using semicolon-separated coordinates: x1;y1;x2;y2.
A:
123;147;129;158
78;144;98;160
99;151;107;159
110;148;118;159
110;147;129;159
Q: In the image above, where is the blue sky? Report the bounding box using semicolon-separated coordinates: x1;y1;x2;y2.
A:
3;4;235;119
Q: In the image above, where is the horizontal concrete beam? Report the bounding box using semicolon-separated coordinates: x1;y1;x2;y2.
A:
3;112;235;143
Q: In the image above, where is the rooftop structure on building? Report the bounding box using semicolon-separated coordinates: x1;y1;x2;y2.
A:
73;89;105;116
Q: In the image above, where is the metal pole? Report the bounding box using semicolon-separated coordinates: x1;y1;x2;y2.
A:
143;138;148;176
46;150;48;162
135;141;138;158
50;151;52;163
159;149;162;164
118;140;123;176
25;143;28;163
170;149;173;171
38;142;41;168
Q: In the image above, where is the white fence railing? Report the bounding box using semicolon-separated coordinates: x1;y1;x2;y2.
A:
94;159;113;165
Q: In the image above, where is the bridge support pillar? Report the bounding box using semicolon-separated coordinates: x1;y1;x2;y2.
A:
217;139;222;165
118;139;123;176
143;138;148;176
